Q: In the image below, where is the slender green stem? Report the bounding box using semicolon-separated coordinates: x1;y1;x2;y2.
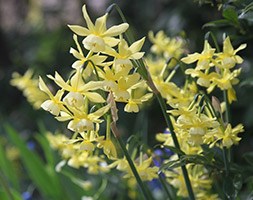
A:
223;90;231;123
106;3;135;44
156;93;195;200
158;172;173;200
0;170;15;200
222;147;229;176
206;31;221;52
109;116;154;200
223;90;232;165
93;179;108;200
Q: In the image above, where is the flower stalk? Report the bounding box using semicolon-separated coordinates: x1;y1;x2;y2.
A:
106;3;195;199
109;115;154;200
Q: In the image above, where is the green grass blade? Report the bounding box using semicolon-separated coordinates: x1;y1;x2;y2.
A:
4;124;63;199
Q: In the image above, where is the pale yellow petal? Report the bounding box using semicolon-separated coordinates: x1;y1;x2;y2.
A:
82;5;95;31
39;76;53;98
103;23;129;37
129;37;145;53
48;72;72;91
234;43;247;54
130;52;145;59
223;37;234;55
181;53;200;64
69;47;83;60
94;14;108;34
85;92;105;103
72;60;84;69
79;81;105;91
89;104;110;120
103;37;119;47
68;25;90;36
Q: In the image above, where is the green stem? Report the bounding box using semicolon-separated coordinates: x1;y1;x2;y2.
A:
223;90;231;123
109;116;154;200
0;170;15;200
222;147;229;176
223;90;232;165
205;31;221;52
158;172;173;200
106;3;135;44
156;93;195;200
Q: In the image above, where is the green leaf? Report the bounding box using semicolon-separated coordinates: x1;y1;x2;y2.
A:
240;77;253;87
160;159;187;172
35;133;55;168
243;152;253;166
223;7;239;25
4;124;63;200
0;185;22;200
203;19;230;28
163;145;185;156
181;154;211;165
0;142;19;190
223;176;236;199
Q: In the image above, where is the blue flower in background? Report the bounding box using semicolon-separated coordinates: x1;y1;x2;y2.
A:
22;191;32;200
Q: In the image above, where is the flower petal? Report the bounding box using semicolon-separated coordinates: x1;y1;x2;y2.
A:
68;25;90;36
103;23;129;37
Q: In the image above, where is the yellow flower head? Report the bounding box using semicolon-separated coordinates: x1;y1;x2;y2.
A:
68;5;129;52
215;36;246;69
181;40;215;70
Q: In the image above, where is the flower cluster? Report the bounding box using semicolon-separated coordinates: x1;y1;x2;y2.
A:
11;3;248;200
155;36;245;198
182;37;246;103
37;5;157;195
10;70;48;109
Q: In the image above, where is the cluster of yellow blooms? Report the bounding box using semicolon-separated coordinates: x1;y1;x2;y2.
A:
10;70;47;109
11;4;247;200
182;38;246;103
156;37;245;198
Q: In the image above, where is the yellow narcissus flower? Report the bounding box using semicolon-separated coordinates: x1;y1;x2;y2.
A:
181;40;215;70
112;73;141;101
165;165;218;199
146;56;167;77
48;69;105;104
124;93;153;113
175;111;220;146
11;70;35;90
104;37;145;69
11;70;48;109
67;151;109;174
97;139;117;159
70;34;107;70
215;36;246;69
207;68;241;103
39;77;65;115
68;5;129;52
185;68;219;88
148;31;186;60
56;104;110;133
205;123;244;148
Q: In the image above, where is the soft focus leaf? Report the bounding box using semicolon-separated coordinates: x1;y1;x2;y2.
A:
163;145;185;156
223;7;239;25
243;152;253;166
223;176;236;199
203;19;230;28
0;143;19;190
4;124;64;200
